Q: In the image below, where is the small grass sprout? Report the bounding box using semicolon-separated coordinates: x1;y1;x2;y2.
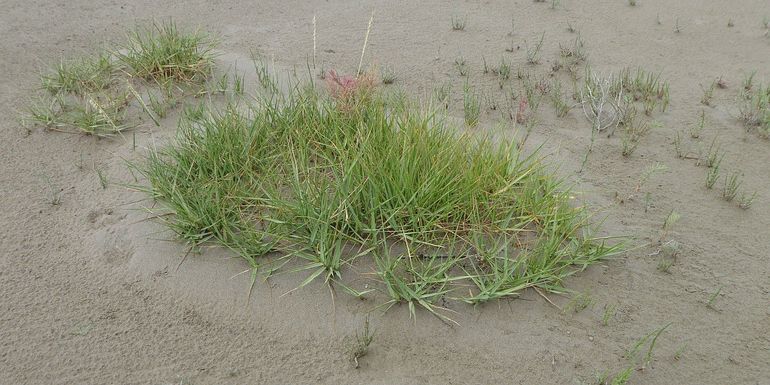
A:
463;82;481;127
380;65;397;84
722;171;742;201
451;15;467;31
701;80;715;106
737;190;757;209
350;317;375;368
706;286;722;309
526;32;546;64
602;303;617;326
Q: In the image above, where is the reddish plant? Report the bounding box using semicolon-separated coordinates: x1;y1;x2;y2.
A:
324;69;377;111
516;97;529;124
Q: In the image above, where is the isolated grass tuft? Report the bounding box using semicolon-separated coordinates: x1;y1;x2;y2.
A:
117;21;216;84
41;53;115;95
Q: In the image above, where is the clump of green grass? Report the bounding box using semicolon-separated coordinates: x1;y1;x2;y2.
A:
28;91;132;137
117;21;216;84
135;71;621;322
28;21;218;137
612;67;670;115
41;53;115;95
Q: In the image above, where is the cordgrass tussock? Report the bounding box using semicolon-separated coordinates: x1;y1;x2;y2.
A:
135;70;621;322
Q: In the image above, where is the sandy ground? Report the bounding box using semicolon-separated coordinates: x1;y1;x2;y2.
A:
2;0;770;384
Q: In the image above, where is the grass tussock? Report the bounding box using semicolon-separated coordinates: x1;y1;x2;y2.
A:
117;21;216;84
27;20;217;137
135;73;620;322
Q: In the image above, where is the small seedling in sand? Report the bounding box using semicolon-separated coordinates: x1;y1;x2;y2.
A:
380;65;397;84
738;83;770;135
628;0;637;6
674;18;683;33
252;54;279;94
701;137;723;168
694;110;706;138
551;79;571;117
763;16;769;29
656;240;679;273
673;131;686;159
637;162;667;191
550;0;560;9
602;303;617;326
701;81;715;106
451;15;466;31
656;13;662;25
42;175;62;206
233;73;244;95
350;317;375;368
727;19;735;28
566;292;594;313
705;162;721;189
455;56;468;76
662;210;680;235
216;73;229;93
463;82;481;127
737;190;757;209
566;21;576;33
657;257;674;273
626;323;672;369
611;368;634;385
526;32;546;64
96;168;108;189
673;344;688;361
147;92;169;119
722;171;742;201
496;57;511;81
433;82;452;109
706;286;722;309
483;92;499;111
742;71;756;93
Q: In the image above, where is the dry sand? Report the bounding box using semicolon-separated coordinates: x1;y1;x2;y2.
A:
2;0;769;384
